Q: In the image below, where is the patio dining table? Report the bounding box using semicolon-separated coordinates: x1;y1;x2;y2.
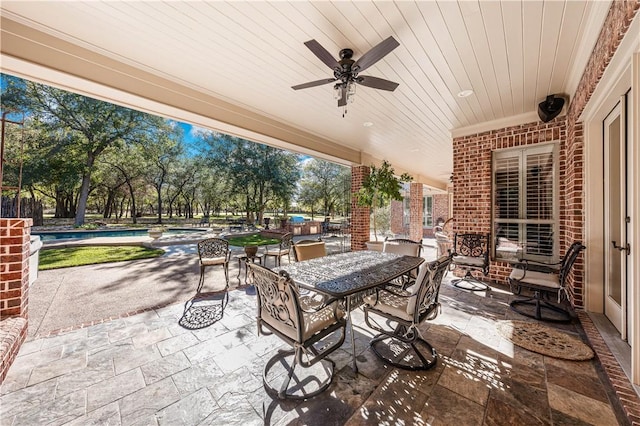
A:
275;250;424;372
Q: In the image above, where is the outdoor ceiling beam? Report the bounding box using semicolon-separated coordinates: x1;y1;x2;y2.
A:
0;16;363;167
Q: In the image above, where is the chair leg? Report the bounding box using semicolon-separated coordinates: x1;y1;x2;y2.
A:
224;263;229;288
369;330;438;371
197;265;205;293
262;348;335;400
510;291;571;322
452;270;490;291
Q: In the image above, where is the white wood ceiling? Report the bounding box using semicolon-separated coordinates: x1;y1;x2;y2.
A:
0;1;610;187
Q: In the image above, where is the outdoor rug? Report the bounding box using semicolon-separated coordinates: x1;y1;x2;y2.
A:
496;320;594;361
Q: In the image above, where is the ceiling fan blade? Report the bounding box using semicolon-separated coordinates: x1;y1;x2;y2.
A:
338;87;347;107
292;78;336;90
357;75;399;91
353;36;400;73
304;40;340;69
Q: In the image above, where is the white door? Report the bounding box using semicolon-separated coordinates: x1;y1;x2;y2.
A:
603;99;630;337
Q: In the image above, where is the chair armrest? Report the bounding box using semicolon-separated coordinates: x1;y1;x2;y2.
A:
294;286;337;313
515;259;561;274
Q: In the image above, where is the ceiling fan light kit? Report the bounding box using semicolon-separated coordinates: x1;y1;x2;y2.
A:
292;36;400;117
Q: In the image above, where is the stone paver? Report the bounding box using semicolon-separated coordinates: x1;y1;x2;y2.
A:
0;240;630;425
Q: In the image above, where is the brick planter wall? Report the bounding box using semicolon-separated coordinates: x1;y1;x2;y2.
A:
0;218;31;383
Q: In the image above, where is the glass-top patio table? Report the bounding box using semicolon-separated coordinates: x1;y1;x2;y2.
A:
275;250;425;372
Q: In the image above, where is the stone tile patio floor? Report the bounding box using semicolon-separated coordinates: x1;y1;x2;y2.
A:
1;270;628;426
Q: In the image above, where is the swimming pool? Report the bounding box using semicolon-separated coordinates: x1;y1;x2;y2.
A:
33;228;205;241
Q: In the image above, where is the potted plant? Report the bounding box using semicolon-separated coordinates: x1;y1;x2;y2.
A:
148;227;166;240
356;160;412;250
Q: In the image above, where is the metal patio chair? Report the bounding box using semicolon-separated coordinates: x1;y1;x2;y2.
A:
451;233;490;291
264;232;293;267
383;237;423;288
363;254;452;370
509;241;586;322
248;263;346;400
292;238;326;262
196;237;230;293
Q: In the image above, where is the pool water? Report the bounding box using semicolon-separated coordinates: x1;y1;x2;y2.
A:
34;229;203;241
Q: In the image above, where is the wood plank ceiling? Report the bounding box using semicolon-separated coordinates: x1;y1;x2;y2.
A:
0;1;610;188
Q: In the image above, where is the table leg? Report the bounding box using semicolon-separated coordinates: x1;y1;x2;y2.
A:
346;296;358;373
237;257;244;280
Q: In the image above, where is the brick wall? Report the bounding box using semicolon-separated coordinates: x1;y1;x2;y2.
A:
409;183;423;242
390;200;403;235
0;218;31;383
425;193;451;238
452;120;567;285
1;219;31;318
350;165;370;251
432;193;450;226
451;1;639;305
562;0;640;307
450;2;640;420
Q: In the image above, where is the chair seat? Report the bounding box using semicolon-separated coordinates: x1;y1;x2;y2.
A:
364;292;413;322
200;256;227;266
263;302;345;341
265;248;289;256
509;268;560;289
452;255;485;267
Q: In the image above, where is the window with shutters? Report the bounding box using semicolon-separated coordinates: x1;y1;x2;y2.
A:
492;143;558;262
423;196;433;227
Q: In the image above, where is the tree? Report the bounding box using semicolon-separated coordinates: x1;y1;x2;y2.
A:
201;132;300;223
2;75;150;225
357;160;412;241
298;158;349;217
140;119;184;224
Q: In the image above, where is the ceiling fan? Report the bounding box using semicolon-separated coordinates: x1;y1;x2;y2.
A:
292;36;400;110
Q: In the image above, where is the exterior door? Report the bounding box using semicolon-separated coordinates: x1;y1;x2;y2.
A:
603;99;629;337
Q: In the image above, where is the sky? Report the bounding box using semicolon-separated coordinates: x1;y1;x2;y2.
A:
176;121;312;163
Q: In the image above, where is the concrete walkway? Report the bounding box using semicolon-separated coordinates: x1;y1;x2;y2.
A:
29;235;353;338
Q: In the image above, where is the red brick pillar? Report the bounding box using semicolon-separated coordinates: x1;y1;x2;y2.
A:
0;218;31;382
409;183;423;242
351;165;370;251
1;218;31;318
390;200;403;235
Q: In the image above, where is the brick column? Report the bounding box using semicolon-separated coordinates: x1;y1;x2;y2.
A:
409;183;423;242
1;218;31;318
390;200;403;235
350;165;370;251
0;218;31;382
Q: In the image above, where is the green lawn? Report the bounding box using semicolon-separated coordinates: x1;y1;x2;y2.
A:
39;246;165;270
226;234;280;247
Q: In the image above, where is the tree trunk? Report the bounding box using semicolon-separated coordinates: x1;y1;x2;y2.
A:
156;186;163;224
74;154;95;226
104;189;116;218
126;179;137;224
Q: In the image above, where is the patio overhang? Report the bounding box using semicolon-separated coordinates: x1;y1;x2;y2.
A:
0;16;447;191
